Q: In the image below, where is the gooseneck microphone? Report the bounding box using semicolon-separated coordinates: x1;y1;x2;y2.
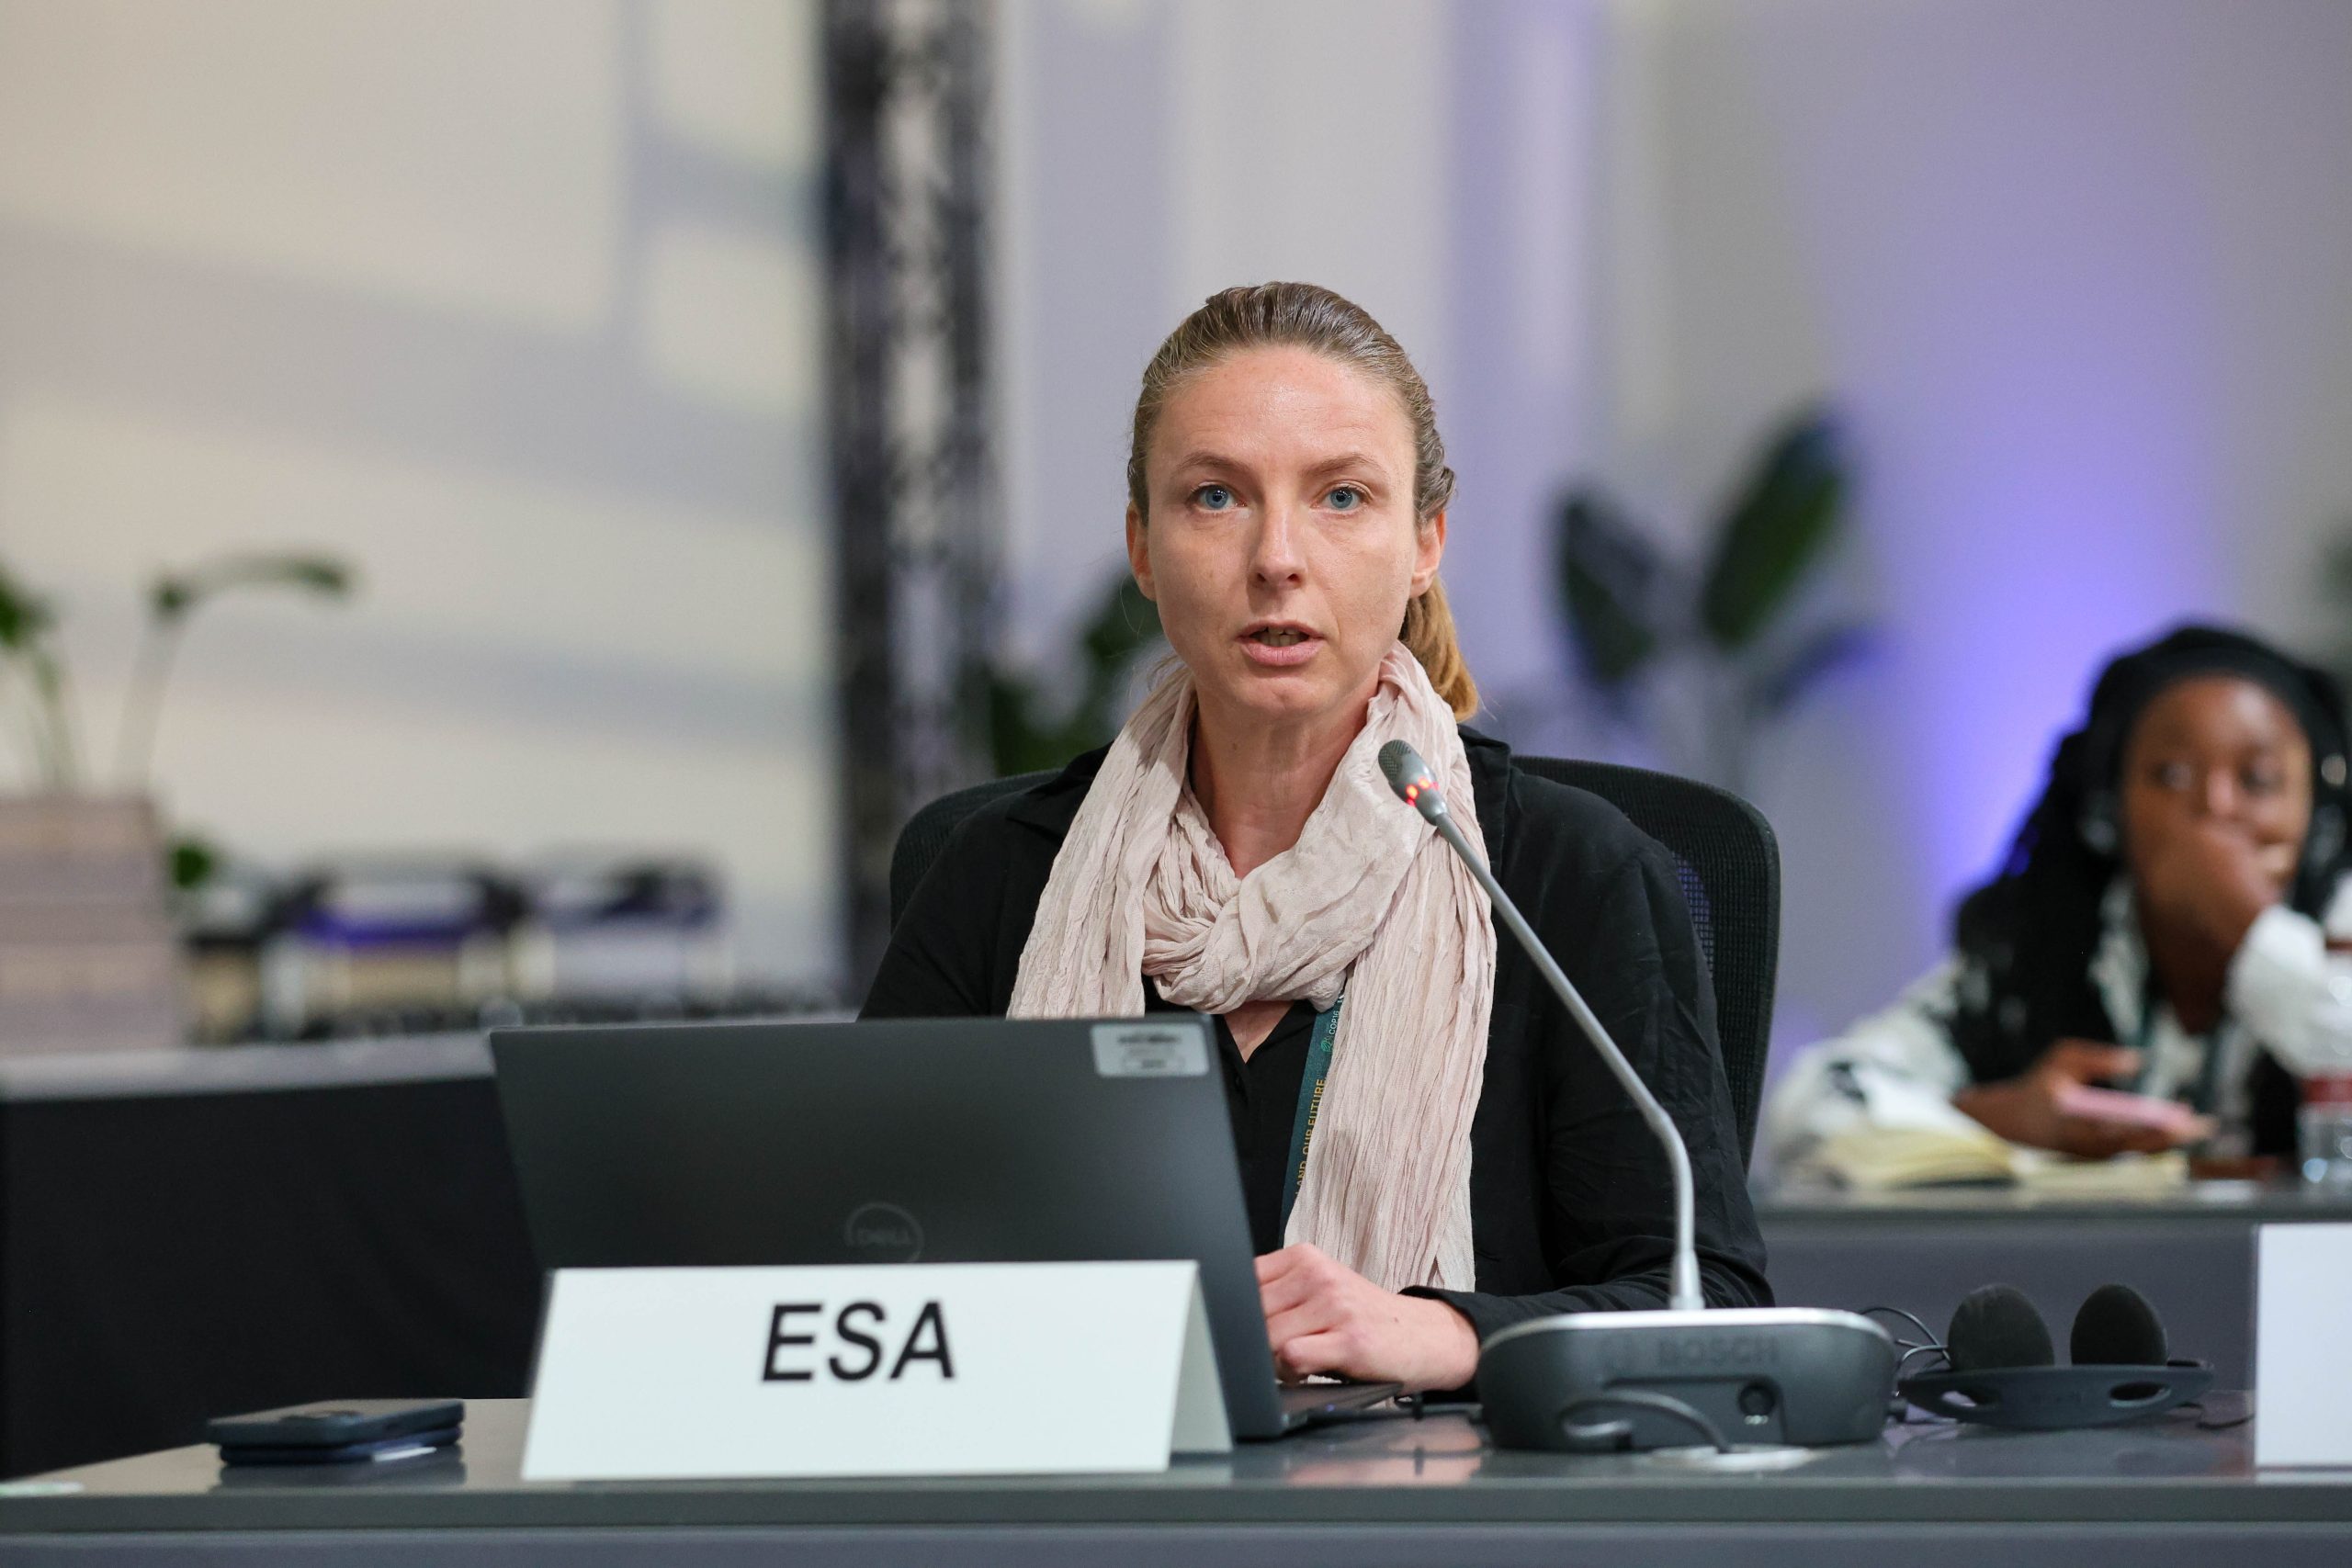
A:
1379;739;1701;1312
1377;739;1898;1451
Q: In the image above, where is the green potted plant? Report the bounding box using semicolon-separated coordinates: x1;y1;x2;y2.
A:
1553;405;1869;794
0;549;354;1054
983;571;1165;777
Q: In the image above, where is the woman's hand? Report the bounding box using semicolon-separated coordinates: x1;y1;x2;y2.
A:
1254;1243;1479;1393
1952;1040;2211;1158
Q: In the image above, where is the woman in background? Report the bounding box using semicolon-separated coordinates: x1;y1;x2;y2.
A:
1765;625;2352;1171
868;282;1767;1393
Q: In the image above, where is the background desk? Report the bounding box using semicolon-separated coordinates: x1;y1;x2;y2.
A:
0;1037;541;1479
1757;1183;2352;1383
6;1396;2351;1567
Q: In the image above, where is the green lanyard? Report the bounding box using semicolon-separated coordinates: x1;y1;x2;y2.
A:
1279;994;1342;1233
2131;981;2226;1114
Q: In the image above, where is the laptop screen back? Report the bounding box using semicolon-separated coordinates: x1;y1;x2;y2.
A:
488;1015;1287;1438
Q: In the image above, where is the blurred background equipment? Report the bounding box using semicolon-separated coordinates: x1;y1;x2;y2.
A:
185;850;809;1044
264;857;526;1037
510;853;731;1006
175;844;279;1044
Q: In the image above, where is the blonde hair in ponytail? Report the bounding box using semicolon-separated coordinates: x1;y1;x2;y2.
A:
1400;579;1477;718
1126;282;1479;720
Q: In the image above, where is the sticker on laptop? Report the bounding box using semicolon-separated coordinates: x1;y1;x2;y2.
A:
1091;1023;1209;1078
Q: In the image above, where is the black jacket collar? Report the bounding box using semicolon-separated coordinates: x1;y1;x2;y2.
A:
1002;724;1517;863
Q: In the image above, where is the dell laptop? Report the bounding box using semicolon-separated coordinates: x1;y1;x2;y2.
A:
489;1015;1399;1439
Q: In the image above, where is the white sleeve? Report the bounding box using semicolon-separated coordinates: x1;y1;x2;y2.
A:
2223;882;2352;1077
1758;957;1989;1173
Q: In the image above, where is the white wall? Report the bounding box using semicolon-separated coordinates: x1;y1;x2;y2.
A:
0;0;834;986
995;0;1600;691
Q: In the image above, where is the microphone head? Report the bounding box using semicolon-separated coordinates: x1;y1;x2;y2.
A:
1376;739;1429;795
2070;1283;2167;1366
1377;740;1446;821
1945;1284;2055;1373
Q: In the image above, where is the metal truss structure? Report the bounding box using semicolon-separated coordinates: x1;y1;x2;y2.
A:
824;0;999;992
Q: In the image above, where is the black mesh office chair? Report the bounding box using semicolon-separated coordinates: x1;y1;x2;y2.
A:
887;757;1779;1168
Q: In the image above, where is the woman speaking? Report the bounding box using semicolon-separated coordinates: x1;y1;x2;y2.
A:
865;282;1769;1393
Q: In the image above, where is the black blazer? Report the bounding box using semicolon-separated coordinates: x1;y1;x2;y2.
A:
862;727;1771;1344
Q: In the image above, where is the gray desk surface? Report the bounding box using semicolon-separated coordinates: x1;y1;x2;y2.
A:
5;1396;2352;1567
0;1033;493;1101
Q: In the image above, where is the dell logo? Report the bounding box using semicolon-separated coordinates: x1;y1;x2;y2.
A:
842;1201;923;1262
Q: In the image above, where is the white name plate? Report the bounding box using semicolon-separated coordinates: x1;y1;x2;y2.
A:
520;1261;1231;1482
2256;1223;2352;1467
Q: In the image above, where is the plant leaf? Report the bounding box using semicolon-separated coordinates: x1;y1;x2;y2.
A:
1078;574;1162;676
1748;621;1876;719
0;562;56;651
986;670;1095;778
26;645;77;787
164;552;357;619
266;556;355;595
980;571;1170;776
1699;407;1847;651
168;833;220;892
986;670;1039;777
1554;486;1663;690
2325;527;2352;602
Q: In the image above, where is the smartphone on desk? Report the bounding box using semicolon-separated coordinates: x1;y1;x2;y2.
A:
208;1399;463;1465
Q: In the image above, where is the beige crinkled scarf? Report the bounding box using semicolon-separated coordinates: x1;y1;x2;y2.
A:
1008;642;1497;1292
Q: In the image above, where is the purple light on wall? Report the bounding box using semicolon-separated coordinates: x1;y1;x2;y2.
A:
1626;0;2352;1047
1871;386;2231;907
1731;1;2241;918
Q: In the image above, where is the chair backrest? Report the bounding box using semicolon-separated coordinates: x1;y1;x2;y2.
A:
1510;758;1777;1167
889;772;1057;931
888;756;1778;1168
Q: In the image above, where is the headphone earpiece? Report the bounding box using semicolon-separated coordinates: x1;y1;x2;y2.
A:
2077;790;2120;856
2303;792;2346;886
1944;1283;2053;1372
1944;1283;2168;1371
2069;1282;2167;1365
